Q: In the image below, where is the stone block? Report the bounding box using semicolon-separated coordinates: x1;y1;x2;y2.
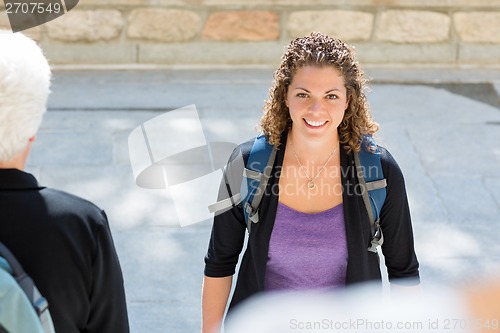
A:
377;10;451;43
355;42;456;65
335;0;499;6
40;43;137;64
447;0;500;6
45;10;123;42
138;41;283;65
287;10;374;41
458;44;500;66
202;0;347;5
203;11;280;41
0;11;10;29
127;9;201;42
203;0;500;6
0;10;42;40
454;12;500;43
81;0;189;5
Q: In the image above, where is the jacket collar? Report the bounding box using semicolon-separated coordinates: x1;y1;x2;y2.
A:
0;169;44;190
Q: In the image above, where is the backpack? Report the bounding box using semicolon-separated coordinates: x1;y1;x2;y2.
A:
0;242;55;333
209;133;386;252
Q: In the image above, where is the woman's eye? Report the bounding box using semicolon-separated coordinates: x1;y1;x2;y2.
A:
296;93;308;98
326;94;338;100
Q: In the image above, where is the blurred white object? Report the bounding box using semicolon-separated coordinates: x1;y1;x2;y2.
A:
225;283;473;333
128;104;237;226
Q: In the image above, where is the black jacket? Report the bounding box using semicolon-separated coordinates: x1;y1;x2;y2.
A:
0;169;129;333
205;135;419;311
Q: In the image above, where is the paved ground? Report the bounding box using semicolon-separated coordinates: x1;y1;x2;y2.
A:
25;67;500;332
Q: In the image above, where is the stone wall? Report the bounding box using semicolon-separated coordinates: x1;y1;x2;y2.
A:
1;0;499;67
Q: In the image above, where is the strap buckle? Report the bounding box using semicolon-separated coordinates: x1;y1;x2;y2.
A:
368;219;384;253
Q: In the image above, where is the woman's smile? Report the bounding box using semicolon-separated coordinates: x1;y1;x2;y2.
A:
304;118;327;128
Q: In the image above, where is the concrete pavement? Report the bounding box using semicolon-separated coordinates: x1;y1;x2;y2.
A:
25;67;500;332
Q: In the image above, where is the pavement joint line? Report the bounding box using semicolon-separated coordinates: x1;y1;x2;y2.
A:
403;127;452;225
482;177;500;209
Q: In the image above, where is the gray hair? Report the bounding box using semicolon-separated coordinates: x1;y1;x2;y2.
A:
0;31;51;162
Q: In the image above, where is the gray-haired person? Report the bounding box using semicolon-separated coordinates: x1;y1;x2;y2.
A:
0;31;129;332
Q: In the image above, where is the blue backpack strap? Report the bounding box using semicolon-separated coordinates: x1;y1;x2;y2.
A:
241;133;277;233
354;135;387;253
0;260;45;333
0;242;55;333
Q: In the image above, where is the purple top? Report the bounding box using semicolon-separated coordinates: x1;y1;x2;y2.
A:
264;202;348;291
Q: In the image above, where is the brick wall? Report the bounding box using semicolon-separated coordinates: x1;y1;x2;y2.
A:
1;0;499;67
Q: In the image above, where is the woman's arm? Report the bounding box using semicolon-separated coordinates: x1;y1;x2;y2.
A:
379;148;420;284
202;141;252;332
202;275;233;333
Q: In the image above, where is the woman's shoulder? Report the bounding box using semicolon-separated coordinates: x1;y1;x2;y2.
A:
377;145;398;166
239;137;257;155
228;137;256;164
376;145;406;184
228;134;278;165
357;136;402;175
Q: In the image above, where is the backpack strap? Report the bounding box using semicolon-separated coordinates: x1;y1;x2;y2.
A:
0;242;54;332
354;136;387;253
240;134;277;233
208;134;277;233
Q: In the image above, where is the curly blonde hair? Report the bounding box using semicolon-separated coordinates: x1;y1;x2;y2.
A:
260;32;378;154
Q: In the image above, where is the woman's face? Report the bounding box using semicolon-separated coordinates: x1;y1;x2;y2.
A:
286;65;348;142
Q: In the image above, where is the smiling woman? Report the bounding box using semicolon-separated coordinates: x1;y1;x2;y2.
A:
202;32;420;333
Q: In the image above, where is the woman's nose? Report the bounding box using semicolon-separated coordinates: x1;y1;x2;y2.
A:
309;99;323;112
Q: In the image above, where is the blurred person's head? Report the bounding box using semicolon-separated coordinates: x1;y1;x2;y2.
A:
0;30;51;166
465;279;500;333
225;283;473;333
259;32;378;153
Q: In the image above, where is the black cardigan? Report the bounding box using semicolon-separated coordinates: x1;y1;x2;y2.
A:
205;134;419;311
